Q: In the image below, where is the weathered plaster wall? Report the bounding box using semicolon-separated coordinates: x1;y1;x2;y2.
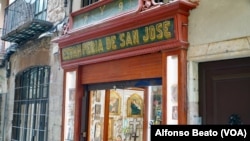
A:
188;0;250;46
5;37;63;141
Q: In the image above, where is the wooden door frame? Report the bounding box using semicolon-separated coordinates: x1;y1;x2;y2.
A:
162;48;188;124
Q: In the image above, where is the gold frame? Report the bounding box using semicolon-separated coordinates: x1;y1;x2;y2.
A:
109;90;121;115
127;93;143;117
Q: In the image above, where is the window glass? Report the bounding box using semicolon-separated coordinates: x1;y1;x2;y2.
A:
108;89;144;141
167;55;178;124
82;0;99;7
149;86;162;125
88;85;162;141
34;0;47;20
64;71;76;141
88;90;106;141
85;78;162;141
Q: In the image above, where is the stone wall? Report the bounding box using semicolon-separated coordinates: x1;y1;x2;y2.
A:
4;36;64;141
2;0;66;140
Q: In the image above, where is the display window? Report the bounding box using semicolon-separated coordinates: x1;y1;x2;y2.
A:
87;80;163;141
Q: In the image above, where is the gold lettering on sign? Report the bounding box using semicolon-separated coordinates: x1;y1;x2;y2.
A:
62;48;70;60
119;33;126;48
143;27;149;43
119;30;139;48
63;19;174;61
132;30;140;45
74;44;82;58
86;41;93;56
97;39;104;53
163;21;171;39
156;23;163;40
106;37;111;51
118;2;123;11
106;35;117;51
143;21;172;43
82;41;91;56
62;44;82;60
81;42;87;56
99;5;106;15
81;39;104;57
126;32;133;46
83;14;89;24
111;35;117;50
149;25;156;41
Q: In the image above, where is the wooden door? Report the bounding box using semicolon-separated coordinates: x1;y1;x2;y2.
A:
199;57;250;124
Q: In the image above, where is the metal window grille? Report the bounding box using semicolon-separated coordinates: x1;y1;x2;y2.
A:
11;66;50;141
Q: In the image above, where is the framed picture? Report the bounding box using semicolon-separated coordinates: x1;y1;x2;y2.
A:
95;104;101;115
127;93;143;117
95;90;101;102
171;84;178;103
69;88;75;101
172;106;178;120
94;122;102;141
109;90;121;115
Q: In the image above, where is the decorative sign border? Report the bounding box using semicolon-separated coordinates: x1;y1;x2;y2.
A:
62;18;174;61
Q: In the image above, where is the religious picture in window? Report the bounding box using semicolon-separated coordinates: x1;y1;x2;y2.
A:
153;94;162;124
69;88;75;102
67;88;75;120
171;84;177;103
67;118;74;140
109;90;121;115
172;106;178;120
95;90;101;102
127;94;143;117
95;104;101;119
94;122;102;141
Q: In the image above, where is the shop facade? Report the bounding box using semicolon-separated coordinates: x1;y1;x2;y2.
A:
54;0;198;141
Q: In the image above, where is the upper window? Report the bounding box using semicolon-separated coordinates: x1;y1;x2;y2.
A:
34;0;48;20
11;66;50;141
82;0;99;7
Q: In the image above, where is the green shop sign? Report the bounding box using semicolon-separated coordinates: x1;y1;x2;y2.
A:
62;18;174;61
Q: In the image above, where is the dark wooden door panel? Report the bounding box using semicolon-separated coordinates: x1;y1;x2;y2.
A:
212;75;250;124
199;57;250;124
